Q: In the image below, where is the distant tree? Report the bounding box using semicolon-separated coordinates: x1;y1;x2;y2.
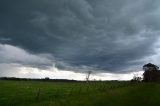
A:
143;63;159;71
131;74;142;82
44;77;50;80
143;63;160;82
86;71;92;82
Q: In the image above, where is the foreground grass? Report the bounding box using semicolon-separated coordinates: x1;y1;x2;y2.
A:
0;80;160;106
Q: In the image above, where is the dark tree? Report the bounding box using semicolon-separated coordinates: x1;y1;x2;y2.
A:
143;63;160;82
143;63;159;71
86;71;92;82
131;74;142;82
44;77;50;80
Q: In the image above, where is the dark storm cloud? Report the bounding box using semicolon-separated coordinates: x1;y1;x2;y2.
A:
0;0;160;73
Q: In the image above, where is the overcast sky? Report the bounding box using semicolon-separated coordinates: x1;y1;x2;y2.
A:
0;0;160;80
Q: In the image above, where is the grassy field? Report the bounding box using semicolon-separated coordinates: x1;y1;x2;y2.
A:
0;80;160;106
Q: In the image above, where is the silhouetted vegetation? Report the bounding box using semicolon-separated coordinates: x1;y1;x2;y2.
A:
86;71;92;82
143;63;160;82
131;76;142;82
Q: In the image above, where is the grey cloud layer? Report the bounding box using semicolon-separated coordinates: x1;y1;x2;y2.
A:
0;44;53;69
0;0;160;72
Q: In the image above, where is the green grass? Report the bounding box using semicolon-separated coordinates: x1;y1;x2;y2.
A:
0;80;160;106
